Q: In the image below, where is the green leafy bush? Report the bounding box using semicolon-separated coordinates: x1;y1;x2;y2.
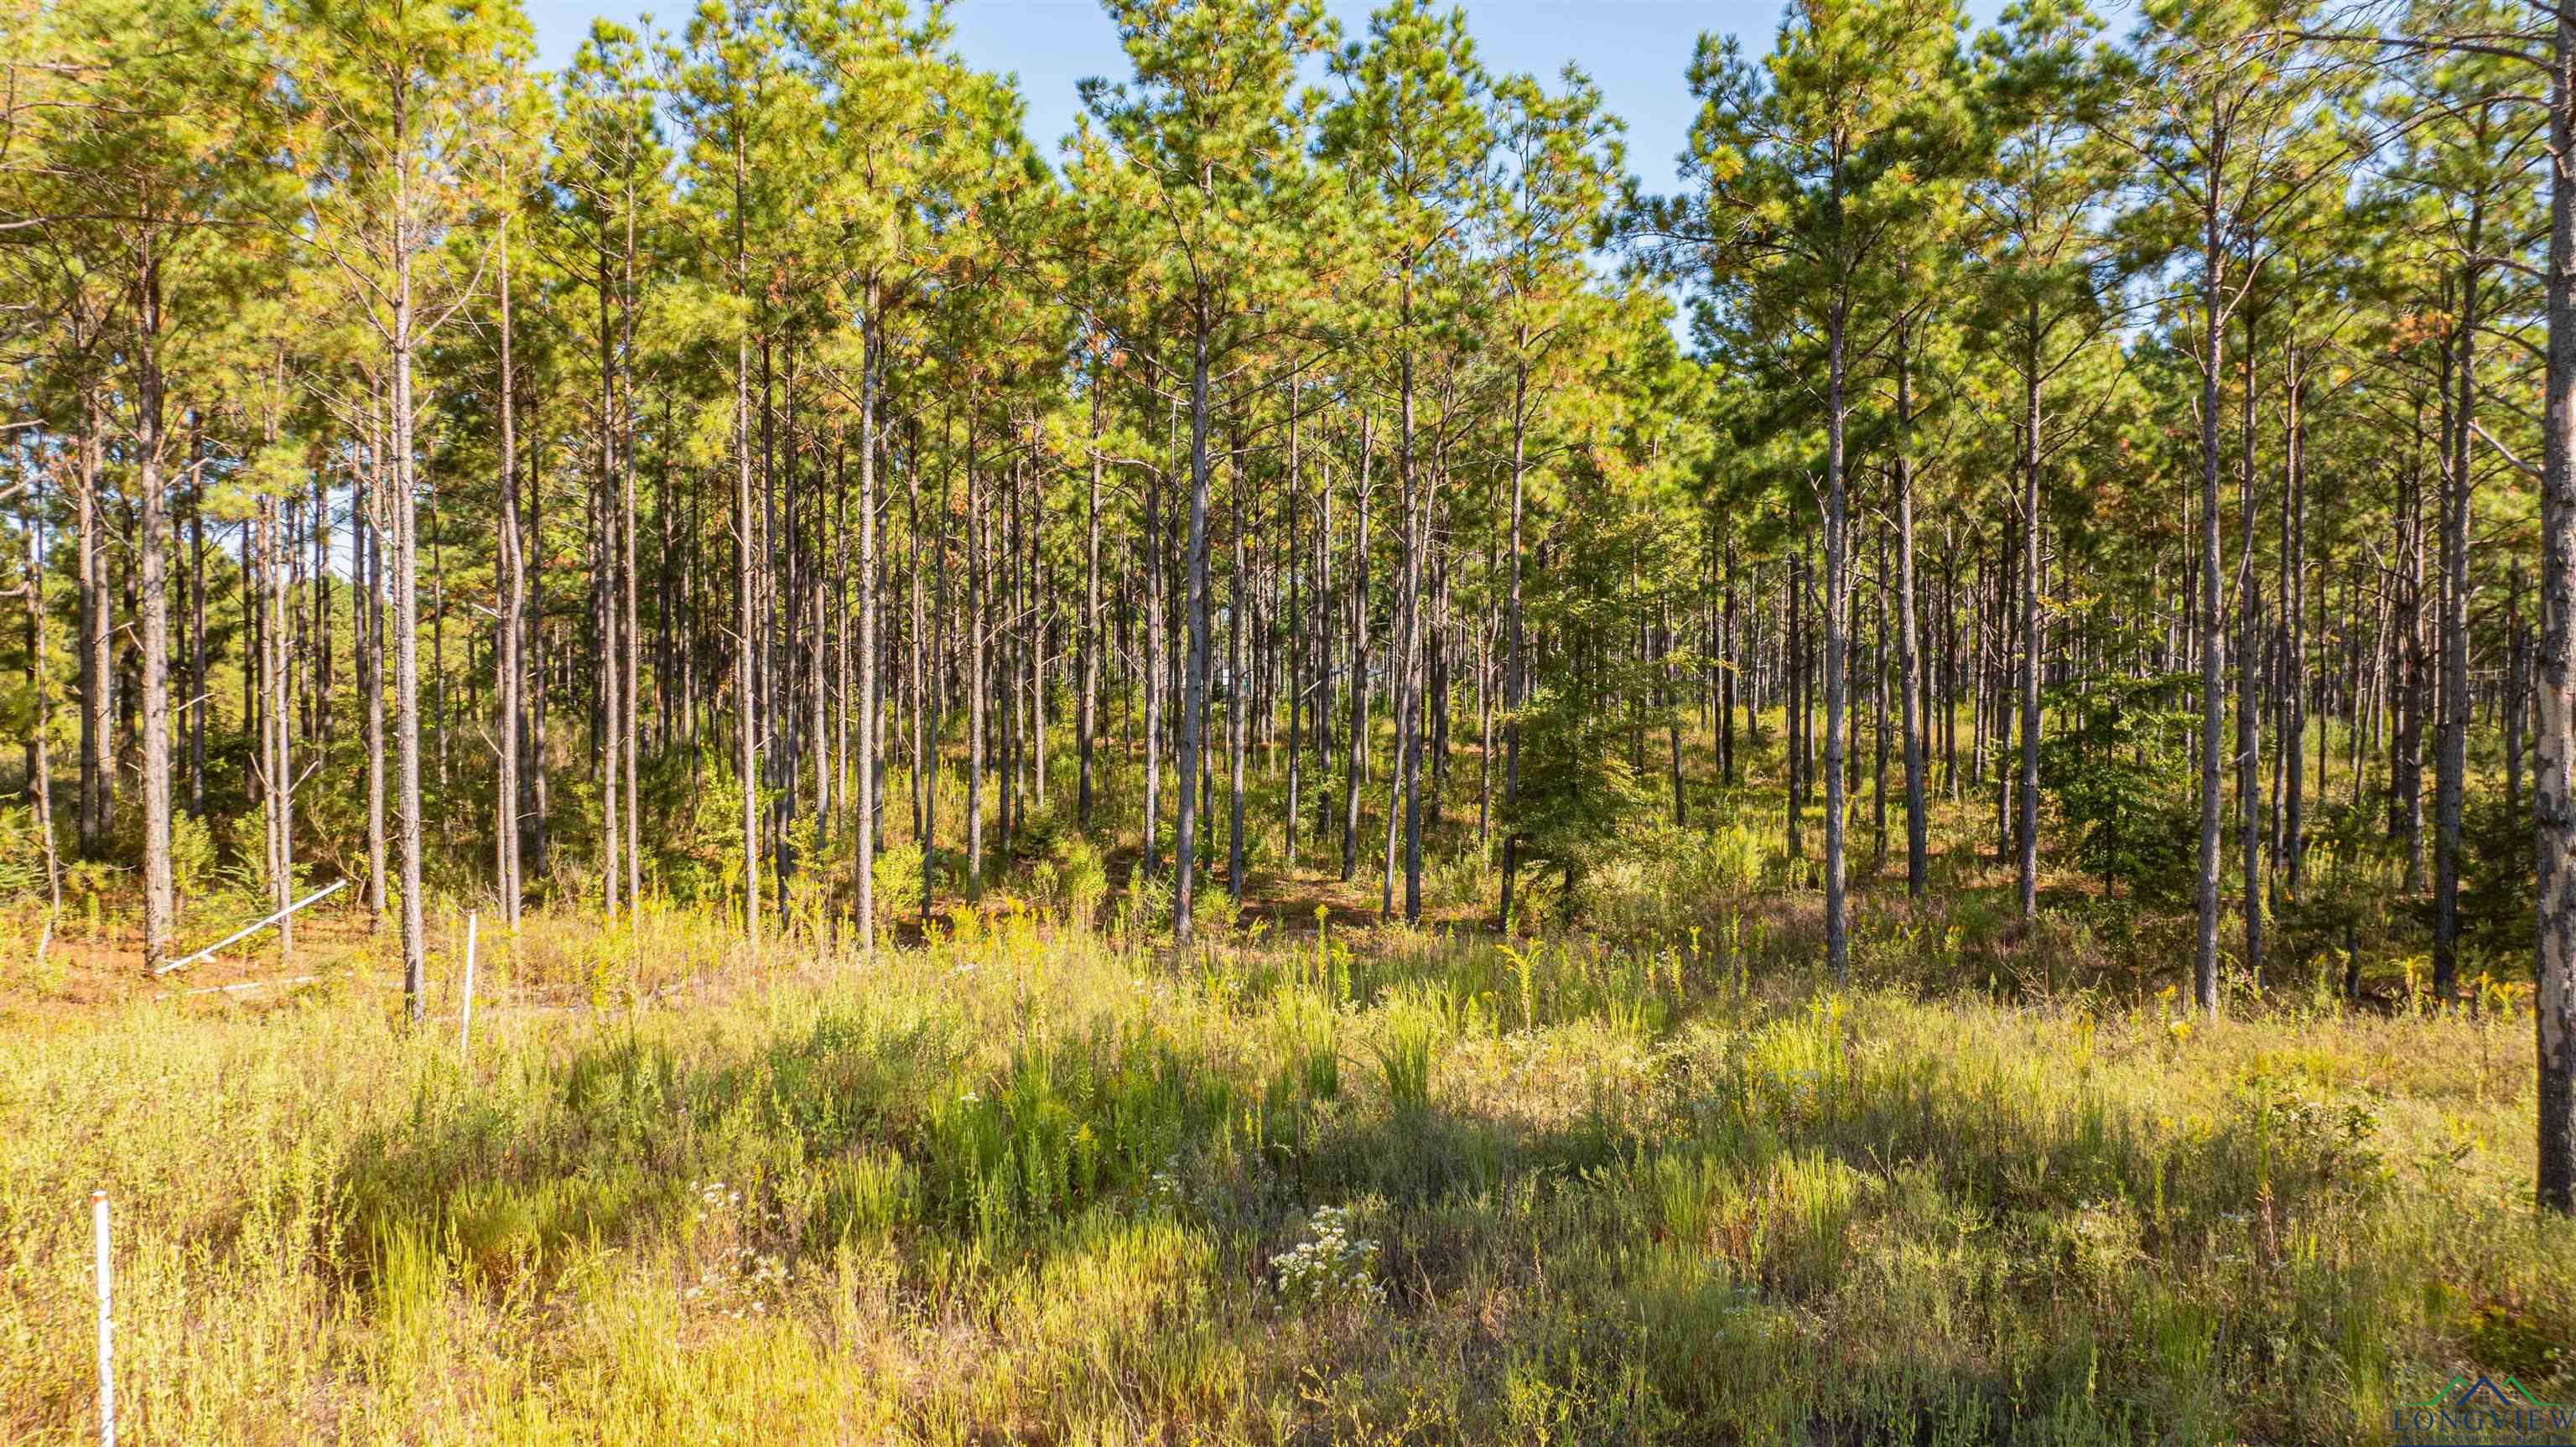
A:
1504;682;1653;922
1051;834;1109;923
2037;673;2197;903
874;843;927;921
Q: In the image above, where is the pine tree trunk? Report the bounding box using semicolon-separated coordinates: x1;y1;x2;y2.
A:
621;206;643;916
1015;455;1035;803
264;497;295;963
1895;342;1927;896
1175;318;1214;943
1823;309;1850;983
2511;567;2527;815
1789;547;1806;864
1285;373;1302;874
597;254;623;923
18;485;62;928
1143;411;1165;876
1342;416;1374;884
997;450;1018;861
1078;360;1103;832
2283;343;2308;899
2018;315;2041;924
734;143;761;950
530;403;553;880
1228;508;1248;902
854;301;880;949
496;220;522;927
187;442;206;820
2194;180;2227;1020
366;471;387;932
2435;241;2480;997
969;433;988;882
1399;360;1425;926
1871;540;1887;864
135;245;174;973
2532;8;2576;1214
2239;314;2263;987
389;132;428;1019
76;385;109;858
910;418;932;925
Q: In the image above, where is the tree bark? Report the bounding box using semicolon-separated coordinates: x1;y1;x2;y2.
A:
20;475;62;933
1175;316;1214;943
621;200;643;917
1824;307;1851;983
2283;341;2307;898
1399;357;1425;926
596;255;623;924
2018;308;2042;925
1285;372;1302;874
2238;310;2263;988
2532;7;2575;1214
134;243;174;972
1078;355;1103;832
1500;358;1530;926
1342;415;1374;884
733;121;761;952
262;495;294;962
390;109;428;1020
1895;339;1927;897
2435;235;2480;997
76;384;110;858
853;297;880;950
495;218;522;928
2194;168;2227;1021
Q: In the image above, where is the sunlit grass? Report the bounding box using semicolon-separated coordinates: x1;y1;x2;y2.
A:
4;882;2569;1444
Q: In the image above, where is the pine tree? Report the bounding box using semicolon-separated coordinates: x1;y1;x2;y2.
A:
1646;0;1971;982
1967;0;2121;924
2117;0;2354;1017
290;0;530;1014
1488;66;1621;929
1083;0;1332;943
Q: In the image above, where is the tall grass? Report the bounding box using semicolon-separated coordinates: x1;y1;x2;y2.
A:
3;895;2570;1444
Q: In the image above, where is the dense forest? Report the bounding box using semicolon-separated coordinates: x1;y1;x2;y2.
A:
6;0;2576;1439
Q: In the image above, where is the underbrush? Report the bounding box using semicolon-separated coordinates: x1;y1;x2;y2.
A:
2;902;2568;1444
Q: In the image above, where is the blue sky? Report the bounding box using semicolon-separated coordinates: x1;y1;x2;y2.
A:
520;0;1821;201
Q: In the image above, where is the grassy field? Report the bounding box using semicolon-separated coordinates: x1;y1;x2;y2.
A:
3;833;2571;1444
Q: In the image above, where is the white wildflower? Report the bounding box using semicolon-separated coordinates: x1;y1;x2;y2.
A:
1271;1206;1386;1308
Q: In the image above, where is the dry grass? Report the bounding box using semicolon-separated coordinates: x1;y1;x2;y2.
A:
2;717;2567;1443
2;875;2569;1444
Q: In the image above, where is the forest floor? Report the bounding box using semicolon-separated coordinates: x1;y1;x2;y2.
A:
3;761;2572;1444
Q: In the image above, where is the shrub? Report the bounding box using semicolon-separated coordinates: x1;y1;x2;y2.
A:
0;807;51;906
874;843;927;921
1504;682;1653;923
2454;790;2537;959
169;811;221;905
2038;672;2198;904
1052;835;1109;923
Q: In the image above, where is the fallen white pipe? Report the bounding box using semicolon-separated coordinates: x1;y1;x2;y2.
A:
155;879;349;976
165;975;322;999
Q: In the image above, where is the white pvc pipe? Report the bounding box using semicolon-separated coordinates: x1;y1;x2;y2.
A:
155;879;349;976
458;912;479;1061
92;1190;112;1447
